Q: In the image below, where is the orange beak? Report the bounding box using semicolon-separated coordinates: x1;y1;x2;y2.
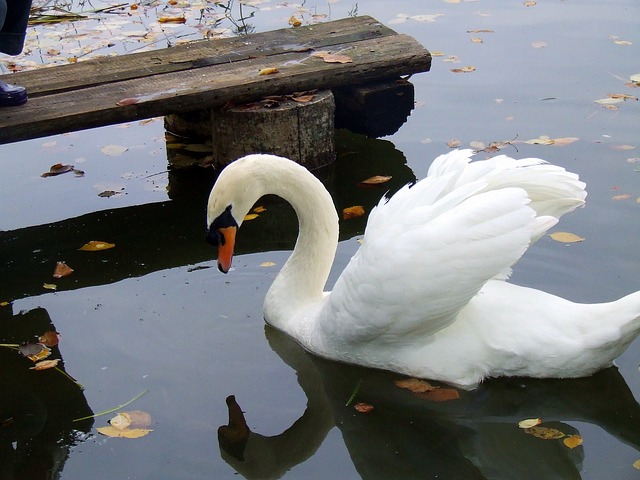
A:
217;226;237;273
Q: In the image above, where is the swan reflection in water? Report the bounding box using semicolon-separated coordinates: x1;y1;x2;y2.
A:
218;327;640;480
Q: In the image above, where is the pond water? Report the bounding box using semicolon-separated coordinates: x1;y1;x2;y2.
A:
1;1;640;479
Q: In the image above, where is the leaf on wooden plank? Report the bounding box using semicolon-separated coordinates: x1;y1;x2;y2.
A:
354;402;374;413
79;241;116;251
30;359;60;370
116;98;140;106
288;16;302;27
563;434;583;449
41;163;74;177
53;261;74;278
360;175;392;186
549;232;585;243
39;331;60;347
292;94;315;103
524;425;566;440
258;67;279;75
342;205;365;220
311;51;353;64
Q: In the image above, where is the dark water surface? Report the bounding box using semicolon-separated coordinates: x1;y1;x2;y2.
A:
1;1;639;479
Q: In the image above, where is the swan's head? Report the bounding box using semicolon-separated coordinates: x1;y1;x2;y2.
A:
206;155;274;273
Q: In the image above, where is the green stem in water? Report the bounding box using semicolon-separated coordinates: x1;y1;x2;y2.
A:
54;366;84;390
73;389;148;422
345;379;362;407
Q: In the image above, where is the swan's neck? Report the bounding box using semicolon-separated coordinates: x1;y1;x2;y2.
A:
262;163;339;332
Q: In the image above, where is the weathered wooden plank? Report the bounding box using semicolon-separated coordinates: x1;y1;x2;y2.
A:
4;16;396;97
0;33;430;144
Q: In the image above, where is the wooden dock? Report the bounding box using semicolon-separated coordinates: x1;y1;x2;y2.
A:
0;16;431;145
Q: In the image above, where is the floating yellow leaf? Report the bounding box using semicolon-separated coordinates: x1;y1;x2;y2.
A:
288;16;302;27
258;67;279;75
39;331;60;347
157;16;186;23
0;301;9;307
524;426;566;440
79;241;116;251
53;261;74;278
110;412;133;430
518;418;542;429
549;232;585;243
30;359;60;370
594;97;624;105
43;283;57;290
260;261;276;267
552;137;579;146
633;459;640;470
470;37;483;44
613;40;632;46
243;213;259;221
563;434;583;449
360;175;392;186
447;139;462;148
253;206;267;213
612;193;632;200
342;205;365;220
97;426;153;438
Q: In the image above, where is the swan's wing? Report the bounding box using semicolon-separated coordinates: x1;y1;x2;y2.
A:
321;149;585;344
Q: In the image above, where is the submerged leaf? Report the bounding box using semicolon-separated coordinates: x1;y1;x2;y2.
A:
395;378;437;393
524;425;566;440
354;402;374;413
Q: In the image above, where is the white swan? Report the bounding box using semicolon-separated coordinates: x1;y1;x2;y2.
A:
206;149;640;389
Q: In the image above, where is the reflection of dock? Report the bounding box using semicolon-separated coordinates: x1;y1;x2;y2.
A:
0;16;431;144
0;132;415;300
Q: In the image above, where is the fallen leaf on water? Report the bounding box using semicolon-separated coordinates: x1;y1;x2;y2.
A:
470;37;483;44
630;73;640;84
43;283;57;290
97;426;153;438
531;40;547;48
524;425;566;440
612;193;632;200
41;163;74;177
53;261;74;278
79;241;116;251
563;434;583;449
116;98;139;106
342;205;365;220
243;213;259;221
549;232;585;243
19;343;51;362
450;66;476;73
312;51;353;64
354;402;374;413
594;97;624;106
524;135;554;145
110;410;152;430
395;378;437;393
518;418;542;429
608;93;638;101
260;261;277;267
613;40;632;46
447;139;462;148
633;459;640;470
288;15;302;27
360;175;392;186
612;144;636;151
259;67;279;75
98;190;123;198
416;388;460;401
253;206;267;213
31;359;60;370
467;29;494;33
158;16;186;23
101;145;128;156
524;0;537;6
39;331;60;347
552;137;579;146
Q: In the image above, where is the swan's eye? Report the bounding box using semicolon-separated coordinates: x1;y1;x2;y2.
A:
206;205;237;247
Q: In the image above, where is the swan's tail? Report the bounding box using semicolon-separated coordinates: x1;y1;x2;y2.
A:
589;291;640;360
